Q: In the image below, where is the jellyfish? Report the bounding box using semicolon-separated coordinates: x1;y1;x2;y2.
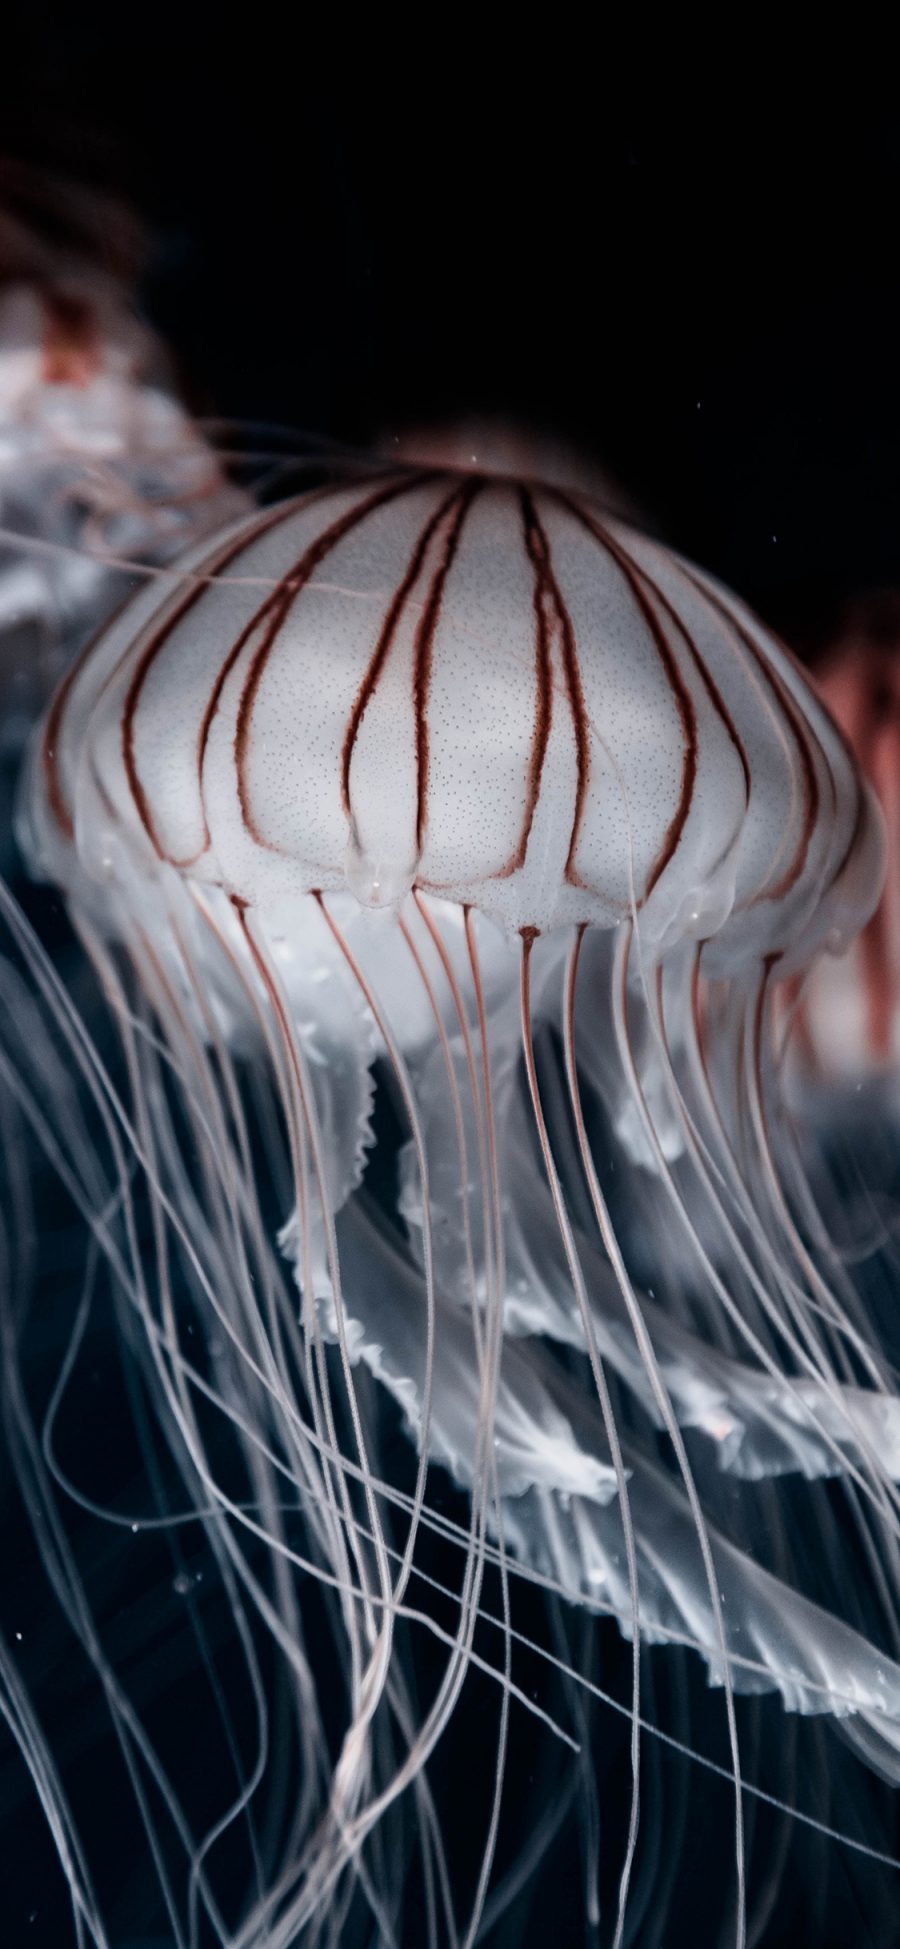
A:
2;464;899;1947
792;595;900;1086
0;165;247;910
0;161;246;746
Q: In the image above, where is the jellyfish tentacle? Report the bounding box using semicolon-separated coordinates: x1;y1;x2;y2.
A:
627;931;900;1531
0;882;390;1933
457;905;516;1949
623;927;900;1693
313;895;517;1949
7;900;900;1933
396;902;510;1949
701;959;900;1522
99;938;276;1938
89;900;457;1933
519;932;649;1949
169;897;377;1790
0;1212;109;1949
0;1012;229;1947
238;903;414;1928
326;1190;900;1751
560;921;750;1948
745;957;900;1414
187;886;373;1707
79;921;325;1947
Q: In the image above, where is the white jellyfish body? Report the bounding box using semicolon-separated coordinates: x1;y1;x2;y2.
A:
32;472;879;955
5;466;899;1948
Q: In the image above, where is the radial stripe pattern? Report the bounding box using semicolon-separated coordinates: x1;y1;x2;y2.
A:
34;467;880;966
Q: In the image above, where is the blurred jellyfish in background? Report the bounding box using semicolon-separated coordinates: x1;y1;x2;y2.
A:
2;433;900;1949
0;160;246;851
797;595;900;1085
777;600;900;1482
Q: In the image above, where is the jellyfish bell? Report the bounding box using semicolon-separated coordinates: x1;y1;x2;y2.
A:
6;463;900;1945
28;472;881;947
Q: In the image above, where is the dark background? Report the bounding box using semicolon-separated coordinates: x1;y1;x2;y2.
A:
4;19;899;655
